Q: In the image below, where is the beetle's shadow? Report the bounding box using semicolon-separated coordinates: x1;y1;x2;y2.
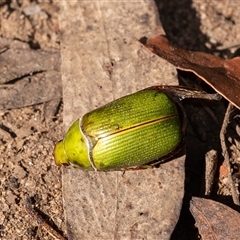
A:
154;1;229;239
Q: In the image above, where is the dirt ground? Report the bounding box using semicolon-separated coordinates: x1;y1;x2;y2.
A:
1;0;240;240
0;1;65;239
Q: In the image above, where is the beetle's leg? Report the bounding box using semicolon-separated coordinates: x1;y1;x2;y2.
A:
147;85;221;103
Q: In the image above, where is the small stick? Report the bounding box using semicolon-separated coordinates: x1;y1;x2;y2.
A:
0;46;9;54
25;198;67;240
220;103;240;205
204;149;218;196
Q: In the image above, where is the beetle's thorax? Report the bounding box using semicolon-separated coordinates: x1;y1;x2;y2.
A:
79;117;98;171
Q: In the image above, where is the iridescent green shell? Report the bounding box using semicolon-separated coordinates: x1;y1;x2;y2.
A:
54;89;182;171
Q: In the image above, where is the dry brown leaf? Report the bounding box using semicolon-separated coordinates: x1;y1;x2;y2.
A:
59;2;184;239
140;35;240;109
190;197;240;240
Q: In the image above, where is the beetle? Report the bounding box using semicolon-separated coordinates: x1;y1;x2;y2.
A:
54;85;221;171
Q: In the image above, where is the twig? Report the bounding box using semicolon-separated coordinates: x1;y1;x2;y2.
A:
0;45;9;54
25;198;68;240
220;103;240;205
204;149;218;196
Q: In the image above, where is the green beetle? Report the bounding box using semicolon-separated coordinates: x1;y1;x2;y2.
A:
54;86;220;171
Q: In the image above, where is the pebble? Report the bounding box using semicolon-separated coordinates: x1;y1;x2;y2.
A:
23;5;41;16
13;165;27;180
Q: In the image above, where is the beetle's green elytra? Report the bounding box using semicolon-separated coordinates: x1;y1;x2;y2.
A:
54;87;185;171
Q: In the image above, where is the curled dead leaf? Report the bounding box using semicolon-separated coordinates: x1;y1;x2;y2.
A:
140;35;240;109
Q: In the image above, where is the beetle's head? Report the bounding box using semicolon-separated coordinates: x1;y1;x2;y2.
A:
53;120;93;170
54;140;69;166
